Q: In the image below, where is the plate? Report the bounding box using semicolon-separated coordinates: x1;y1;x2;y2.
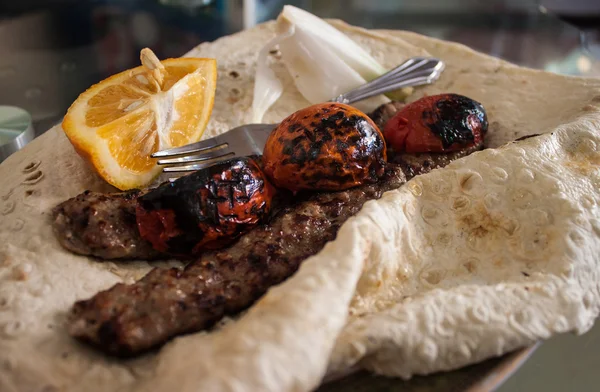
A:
319;344;539;392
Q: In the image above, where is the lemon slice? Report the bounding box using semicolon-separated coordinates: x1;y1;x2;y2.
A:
62;48;217;190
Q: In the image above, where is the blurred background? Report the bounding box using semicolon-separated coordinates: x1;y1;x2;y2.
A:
1;1;600;390
0;0;598;134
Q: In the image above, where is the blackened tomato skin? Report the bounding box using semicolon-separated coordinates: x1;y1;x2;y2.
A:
383;94;487;153
136;157;276;255
263;102;387;192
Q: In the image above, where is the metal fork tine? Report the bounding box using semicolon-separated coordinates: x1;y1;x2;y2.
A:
162;154;234;173
153;56;446;174
151;137;226;158
157;146;233;165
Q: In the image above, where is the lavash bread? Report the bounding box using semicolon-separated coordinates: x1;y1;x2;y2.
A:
0;20;599;392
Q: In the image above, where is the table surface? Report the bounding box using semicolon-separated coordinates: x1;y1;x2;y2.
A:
0;0;598;134
1;1;599;391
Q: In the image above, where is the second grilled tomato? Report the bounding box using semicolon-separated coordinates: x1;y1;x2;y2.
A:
384;93;488;153
262;103;387;191
136;157;275;255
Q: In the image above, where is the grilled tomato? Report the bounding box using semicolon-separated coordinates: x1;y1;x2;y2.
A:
383;93;488;153
262;103;387;191
136;157;275;255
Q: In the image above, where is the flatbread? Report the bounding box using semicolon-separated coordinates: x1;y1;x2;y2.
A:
1;20;599;392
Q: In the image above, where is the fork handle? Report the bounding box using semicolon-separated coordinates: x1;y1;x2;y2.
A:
331;57;445;105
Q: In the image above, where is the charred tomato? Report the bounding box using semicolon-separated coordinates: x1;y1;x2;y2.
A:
136;157;276;255
383;93;487;153
262;102;387;192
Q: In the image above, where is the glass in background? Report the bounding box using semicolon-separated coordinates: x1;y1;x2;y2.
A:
540;0;600;73
246;0;599;77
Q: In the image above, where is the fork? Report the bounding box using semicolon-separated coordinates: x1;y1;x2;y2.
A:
152;56;445;174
